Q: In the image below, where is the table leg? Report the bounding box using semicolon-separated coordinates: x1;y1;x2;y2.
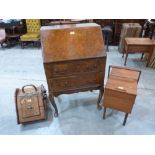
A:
103;107;107;119
106;35;109;52
124;52;128;66
122;43;126;58
97;88;104;110
123;113;128;126
0;43;4;48
141;53;144;59
50;94;58;117
20;41;24;49
146;49;153;67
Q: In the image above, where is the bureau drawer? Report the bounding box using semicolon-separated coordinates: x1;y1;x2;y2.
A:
104;89;136;113
48;72;104;92
44;58;105;78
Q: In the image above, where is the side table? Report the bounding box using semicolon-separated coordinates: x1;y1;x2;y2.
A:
122;38;155;67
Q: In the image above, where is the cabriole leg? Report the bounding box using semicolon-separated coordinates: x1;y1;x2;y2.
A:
50;94;58;117
97;88;104;110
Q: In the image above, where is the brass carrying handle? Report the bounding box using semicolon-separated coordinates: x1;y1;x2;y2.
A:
22;85;37;93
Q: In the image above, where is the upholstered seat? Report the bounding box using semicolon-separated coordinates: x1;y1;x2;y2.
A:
20;19;40;47
20;33;40;41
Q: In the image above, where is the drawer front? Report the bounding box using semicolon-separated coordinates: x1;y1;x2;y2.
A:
127;45;152;53
48;72;104;92
104;89;136;113
44;58;105;78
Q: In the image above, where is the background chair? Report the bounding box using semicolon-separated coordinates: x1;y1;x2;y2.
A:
0;28;6;48
6;26;21;46
20;19;41;48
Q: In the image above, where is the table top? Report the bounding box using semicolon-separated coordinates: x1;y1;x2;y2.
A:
0;23;21;28
122;23;141;28
49;21;81;26
125;38;155;46
41;23;100;31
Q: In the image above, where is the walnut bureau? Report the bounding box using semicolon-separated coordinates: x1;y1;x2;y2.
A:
40;23;107;116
